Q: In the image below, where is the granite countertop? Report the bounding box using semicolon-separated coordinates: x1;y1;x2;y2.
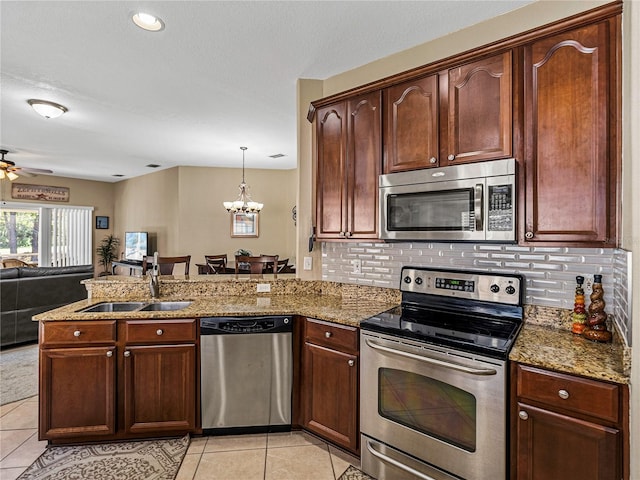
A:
34;275;630;385
509;322;630;385
33;292;399;328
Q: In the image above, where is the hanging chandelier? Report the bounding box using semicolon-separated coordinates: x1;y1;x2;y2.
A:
223;147;264;213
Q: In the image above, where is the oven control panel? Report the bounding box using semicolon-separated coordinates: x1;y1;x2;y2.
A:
401;267;522;305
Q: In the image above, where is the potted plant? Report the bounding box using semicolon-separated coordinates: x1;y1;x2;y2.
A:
96;234;120;276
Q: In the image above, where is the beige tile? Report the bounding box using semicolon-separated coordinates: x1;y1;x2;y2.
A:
0;466;28;480
175;452;201;480
329;445;360;478
0;428;36;461
267;430;324;448
194;449;266;480
0;401;23;419
0;431;47;468
186;436;208;454
204;433;267;452
0;403;38;430
265;443;335;480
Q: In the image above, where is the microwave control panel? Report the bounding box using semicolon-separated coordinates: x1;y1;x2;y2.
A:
488;184;513;232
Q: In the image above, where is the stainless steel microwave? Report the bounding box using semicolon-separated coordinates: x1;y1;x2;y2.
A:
379;158;516;242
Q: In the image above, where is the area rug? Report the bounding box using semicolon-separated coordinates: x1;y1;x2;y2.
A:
339;465;376;480
17;434;190;480
0;343;38;405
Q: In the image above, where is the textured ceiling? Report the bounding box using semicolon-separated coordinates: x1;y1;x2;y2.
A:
1;1;533;183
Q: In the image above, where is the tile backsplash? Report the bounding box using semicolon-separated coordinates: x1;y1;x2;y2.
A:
322;242;632;346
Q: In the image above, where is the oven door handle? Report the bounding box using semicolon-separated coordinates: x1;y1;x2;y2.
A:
366;439;440;480
365;339;497;376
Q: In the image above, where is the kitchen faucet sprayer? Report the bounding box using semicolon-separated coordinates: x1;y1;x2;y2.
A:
149;251;160;298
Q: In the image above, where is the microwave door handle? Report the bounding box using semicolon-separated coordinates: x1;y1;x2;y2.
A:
474;183;483;231
365;339;497;376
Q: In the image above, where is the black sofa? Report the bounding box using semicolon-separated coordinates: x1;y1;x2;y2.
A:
0;265;94;348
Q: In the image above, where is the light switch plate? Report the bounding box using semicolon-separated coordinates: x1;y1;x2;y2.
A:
351;259;362;274
303;257;312;270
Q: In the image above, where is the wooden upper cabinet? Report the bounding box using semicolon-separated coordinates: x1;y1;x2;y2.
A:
316;92;381;240
522;18;620;246
383;51;513;173
384;75;439;173
445;51;512;164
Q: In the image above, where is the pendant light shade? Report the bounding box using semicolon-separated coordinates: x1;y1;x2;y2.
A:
223;147;264;213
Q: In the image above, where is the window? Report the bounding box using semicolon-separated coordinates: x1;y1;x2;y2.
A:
0;202;93;267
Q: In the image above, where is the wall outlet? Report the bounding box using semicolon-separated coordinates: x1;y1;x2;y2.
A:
351;259;362;274
584;274;594;292
257;283;271;293
303;257;313;270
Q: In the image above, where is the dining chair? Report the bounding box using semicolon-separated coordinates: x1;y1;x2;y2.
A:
204;254;228;274
142;255;191;275
235;255;278;277
260;255;289;274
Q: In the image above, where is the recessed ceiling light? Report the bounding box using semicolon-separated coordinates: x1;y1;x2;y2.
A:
27;99;68;119
112;174;125;177
132;12;164;32
269;153;286;159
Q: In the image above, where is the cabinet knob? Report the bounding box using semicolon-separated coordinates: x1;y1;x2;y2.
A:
156;329;164;336
447;154;455;161
429;157;437;164
339;231;345;237
345;231;352;238
124;351;131;357
106;351;113;358
558;389;570;400
73;330;81;337
525;231;534;240
518;410;529;420
325;331;332;338
348;359;355;367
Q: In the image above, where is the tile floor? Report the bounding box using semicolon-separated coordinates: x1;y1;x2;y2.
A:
0;395;361;480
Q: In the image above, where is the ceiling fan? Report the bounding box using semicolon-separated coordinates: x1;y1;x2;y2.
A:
0;149;53;181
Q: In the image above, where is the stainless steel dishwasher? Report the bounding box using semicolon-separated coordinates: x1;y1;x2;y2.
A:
200;315;293;434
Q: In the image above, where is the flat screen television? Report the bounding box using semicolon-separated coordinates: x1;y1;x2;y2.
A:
124;232;149;262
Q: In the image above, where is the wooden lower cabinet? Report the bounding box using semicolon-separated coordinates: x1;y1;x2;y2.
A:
301;318;359;453
39;319;198;443
512;363;628;480
39;346;116;439
124;344;196;434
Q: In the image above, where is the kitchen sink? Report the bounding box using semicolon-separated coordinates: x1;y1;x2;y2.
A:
139;301;193;311
77;302;147;313
77;301;192;313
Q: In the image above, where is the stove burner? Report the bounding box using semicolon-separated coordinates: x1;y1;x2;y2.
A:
360;267;524;359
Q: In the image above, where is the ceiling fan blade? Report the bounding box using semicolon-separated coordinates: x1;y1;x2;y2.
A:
15;166;54;174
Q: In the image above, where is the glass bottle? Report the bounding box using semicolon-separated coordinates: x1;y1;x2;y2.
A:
582;274;612;343
570;276;587;335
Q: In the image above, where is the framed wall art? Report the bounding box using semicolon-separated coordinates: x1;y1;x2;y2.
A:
231;212;259;238
96;216;109;229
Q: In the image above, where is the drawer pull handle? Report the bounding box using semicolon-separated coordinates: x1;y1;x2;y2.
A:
106;351;113;358
558;389;570;400
73;330;81;337
156;329;164;336
124;351;131;357
519;410;529;420
348;359;355;367
325;331;332;338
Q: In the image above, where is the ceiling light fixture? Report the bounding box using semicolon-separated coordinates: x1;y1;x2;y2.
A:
132;12;165;31
223;147;264;214
27;99;68;119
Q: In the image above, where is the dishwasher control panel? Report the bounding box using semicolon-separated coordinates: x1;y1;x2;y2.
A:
200;316;292;334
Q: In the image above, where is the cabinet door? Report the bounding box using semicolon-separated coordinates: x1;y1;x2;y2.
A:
39;346;116;440
316;103;348;239
522;20;618;246
516;402;620;480
123;344;196;434
384;75;439;173
346;91;381;239
302;342;358;453
445;51;512;164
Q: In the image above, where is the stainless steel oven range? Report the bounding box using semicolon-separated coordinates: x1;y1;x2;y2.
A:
360;267;524;480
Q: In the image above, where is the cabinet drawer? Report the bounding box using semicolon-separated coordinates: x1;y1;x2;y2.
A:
124;319;196;344
305;318;358;354
516;364;619;423
40;321;116;346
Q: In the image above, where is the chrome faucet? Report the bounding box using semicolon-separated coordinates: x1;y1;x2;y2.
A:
149;252;160;298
